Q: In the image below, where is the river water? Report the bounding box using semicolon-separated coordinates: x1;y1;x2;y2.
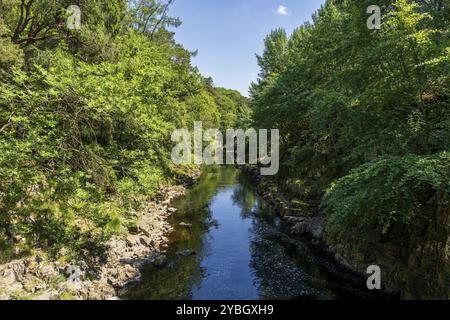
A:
124;167;382;300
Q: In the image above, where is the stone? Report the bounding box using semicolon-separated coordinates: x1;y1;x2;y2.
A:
33;289;58;300
284;216;306;225
139;236;152;247
176;250;196;257
311;224;324;240
0;269;18;287
39;264;56;280
292;222;308;235
290;199;309;209
152;255;168;269
128;225;139;235
126;236;139;247
179;222;193;229
64;265;84;290
0;178;192;300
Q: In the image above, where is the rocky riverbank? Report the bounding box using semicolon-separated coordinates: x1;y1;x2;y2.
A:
242;165;449;299
0;178;199;300
242;166;364;272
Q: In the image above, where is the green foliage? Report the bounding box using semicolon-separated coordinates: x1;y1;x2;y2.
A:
323;152;450;248
212;87;252;129
0;18;24;72
0;1;247;260
252;0;449;256
255;28;288;79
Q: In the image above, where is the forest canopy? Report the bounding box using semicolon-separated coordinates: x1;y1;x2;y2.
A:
251;0;449;298
0;0;250;261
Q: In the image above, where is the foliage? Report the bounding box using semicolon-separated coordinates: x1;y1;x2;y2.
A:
0;18;24;72
0;1;249;260
323;152;450;247
251;0;449;254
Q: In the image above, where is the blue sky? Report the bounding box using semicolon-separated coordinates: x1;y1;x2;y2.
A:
168;0;326;96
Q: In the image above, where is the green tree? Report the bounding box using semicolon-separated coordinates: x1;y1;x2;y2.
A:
251;0;449;298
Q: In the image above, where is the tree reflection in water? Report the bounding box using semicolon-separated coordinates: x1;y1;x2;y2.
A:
124;167;382;300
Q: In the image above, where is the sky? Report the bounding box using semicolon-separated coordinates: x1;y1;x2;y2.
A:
168;0;326;96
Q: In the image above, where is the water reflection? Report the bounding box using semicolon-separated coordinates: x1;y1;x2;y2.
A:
124;167;377;300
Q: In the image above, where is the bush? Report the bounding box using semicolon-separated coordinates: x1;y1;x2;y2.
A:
322;152;450;249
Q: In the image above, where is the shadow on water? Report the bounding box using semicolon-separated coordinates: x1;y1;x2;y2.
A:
123;166;387;300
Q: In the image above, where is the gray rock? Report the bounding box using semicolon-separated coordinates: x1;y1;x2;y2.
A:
292;222;308;235
176;250;196;257
152;255;168;269
179;222;193;229
65;265;84;289
284;216;306;225
139;236;152;247
311;224;324;240
0;269;18;287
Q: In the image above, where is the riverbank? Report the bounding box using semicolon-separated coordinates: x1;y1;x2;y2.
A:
241;165;449;299
240;166;370;286
0;174;200;300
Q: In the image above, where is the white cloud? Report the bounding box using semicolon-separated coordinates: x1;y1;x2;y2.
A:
277;5;289;15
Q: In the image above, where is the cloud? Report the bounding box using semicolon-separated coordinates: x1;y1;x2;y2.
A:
277;5;289;15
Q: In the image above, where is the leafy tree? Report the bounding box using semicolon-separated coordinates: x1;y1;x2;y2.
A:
251;0;449;298
0;17;24;71
0;1;247;262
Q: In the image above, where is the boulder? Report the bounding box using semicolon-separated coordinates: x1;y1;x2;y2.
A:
176;250;196;257
152;255;168;269
179;222;193;229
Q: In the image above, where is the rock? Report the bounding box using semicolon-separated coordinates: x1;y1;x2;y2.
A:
176;250;196;257
10;261;26;281
290;199;309;209
0;261;28;294
284;216;306;225
80;280;116;300
292;222;308;235
139;236;152;247
65;265;84;289
0;269;18;287
23;275;46;293
152;255;168;269
136;223;152;237
311;223;324;240
33;289;58;300
38;264;56;281
65;265;81;278
126;235;139;247
0;178;191;300
128;225;139;235
179;222;193;229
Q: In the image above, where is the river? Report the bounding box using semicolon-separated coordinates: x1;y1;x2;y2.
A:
123;166;383;300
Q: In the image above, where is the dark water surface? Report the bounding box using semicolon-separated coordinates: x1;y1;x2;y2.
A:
124;167;379;300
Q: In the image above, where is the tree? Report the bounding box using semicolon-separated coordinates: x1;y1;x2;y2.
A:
129;0;181;39
0;17;23;71
255;28;288;80
251;0;449;298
